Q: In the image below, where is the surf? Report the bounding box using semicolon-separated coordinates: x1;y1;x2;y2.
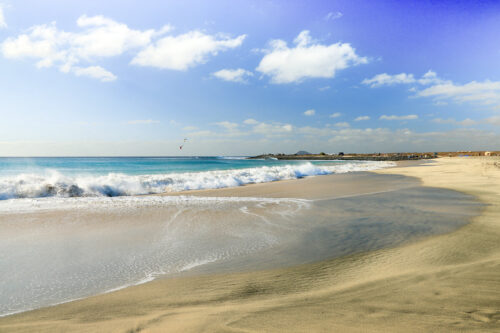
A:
0;160;395;200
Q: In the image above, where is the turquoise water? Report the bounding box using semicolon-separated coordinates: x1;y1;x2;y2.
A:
0;157;394;199
0;156;341;176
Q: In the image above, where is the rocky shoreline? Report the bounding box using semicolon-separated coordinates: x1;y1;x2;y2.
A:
247;153;435;161
248;150;499;161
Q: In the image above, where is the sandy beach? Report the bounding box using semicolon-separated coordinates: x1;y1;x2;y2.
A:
1;157;499;332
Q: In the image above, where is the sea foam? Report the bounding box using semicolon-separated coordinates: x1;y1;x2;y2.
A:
0;161;394;200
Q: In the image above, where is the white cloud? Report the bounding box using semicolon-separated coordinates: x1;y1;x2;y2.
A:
243;118;259;125
2;15;243;80
363;70;443;88
73;66;117;82
127;119;160;124
354;116;370;121
73;15;161;58
2;15;162;80
183;126;198;131
212;68;253;83
380;114;418;120
418;80;500;105
253;122;293;135
319;85;330;91
432;118;476;126
325;11;343;21
329;112;341;118
364;70;500;107
362;73;415;87
457;118;476;126
256;30;367;84
215;121;239;131
417;70;444;85
4;127;499;156
485;116;500;126
304;109;315;116
188;130;215;137
0;5;6;29
334;122;350;127
131;31;246;70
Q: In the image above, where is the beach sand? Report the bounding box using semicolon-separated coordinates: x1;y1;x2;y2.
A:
1;157;499;332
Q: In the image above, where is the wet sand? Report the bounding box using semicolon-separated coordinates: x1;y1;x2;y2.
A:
1;157;499;332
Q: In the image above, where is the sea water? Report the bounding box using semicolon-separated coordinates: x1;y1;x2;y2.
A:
0;157;394;199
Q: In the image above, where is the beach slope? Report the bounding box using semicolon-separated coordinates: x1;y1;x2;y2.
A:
1;157;500;332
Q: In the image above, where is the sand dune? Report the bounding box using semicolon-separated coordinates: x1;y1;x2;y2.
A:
1;157;499;332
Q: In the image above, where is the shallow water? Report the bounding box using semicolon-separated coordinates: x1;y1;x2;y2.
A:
0;173;482;316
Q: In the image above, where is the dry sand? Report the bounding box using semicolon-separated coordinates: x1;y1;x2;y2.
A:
1;157;500;332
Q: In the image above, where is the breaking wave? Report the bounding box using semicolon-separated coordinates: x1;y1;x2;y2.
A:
0;161;394;200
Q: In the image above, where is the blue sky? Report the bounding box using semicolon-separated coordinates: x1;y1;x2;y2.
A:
1;0;500;156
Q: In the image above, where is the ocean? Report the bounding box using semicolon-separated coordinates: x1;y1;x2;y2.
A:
0;157;394;200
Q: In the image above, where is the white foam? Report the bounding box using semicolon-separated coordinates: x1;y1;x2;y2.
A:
0;161;395;200
179;258;219;272
0;195;311;214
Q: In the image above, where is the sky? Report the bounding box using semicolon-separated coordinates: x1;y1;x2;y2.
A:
1;0;500;156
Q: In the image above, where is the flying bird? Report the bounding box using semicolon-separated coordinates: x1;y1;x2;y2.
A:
179;138;188;150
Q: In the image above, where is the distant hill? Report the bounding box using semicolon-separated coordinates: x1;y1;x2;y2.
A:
295;150;312;155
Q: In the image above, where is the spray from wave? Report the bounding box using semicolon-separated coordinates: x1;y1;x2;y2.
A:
0;161;394;200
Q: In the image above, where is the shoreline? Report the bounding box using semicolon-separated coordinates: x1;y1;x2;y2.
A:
1;157;499;332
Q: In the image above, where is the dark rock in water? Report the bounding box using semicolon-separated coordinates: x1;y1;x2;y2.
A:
67;185;84;197
100;185;124;197
44;185;57;196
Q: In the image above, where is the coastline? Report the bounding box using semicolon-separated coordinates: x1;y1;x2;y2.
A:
1;157;499;332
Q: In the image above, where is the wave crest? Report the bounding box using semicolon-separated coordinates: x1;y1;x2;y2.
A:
0;161;394;200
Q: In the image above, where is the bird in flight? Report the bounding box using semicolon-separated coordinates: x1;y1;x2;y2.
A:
179;138;188;150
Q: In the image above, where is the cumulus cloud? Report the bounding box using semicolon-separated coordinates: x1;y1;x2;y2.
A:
354;116;370;121
0;5;6;28
212;68;253;83
304;109;315;116
1;15;161;80
243;118;259;125
329;112;341;118
334;122;350;127
417;70;444;85
362;73;415;87
133;117;498;154
73;66;117;82
188;130;215;137
4;127;499;156
364;70;500;107
256;30;367;84
380;114;418;120
432;118;476;126
417;80;500;105
131;31;246;70
253;122;293;135
485;116;500;126
215;121;239;131
2;15;244;80
363;71;443;88
127;119;160;124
